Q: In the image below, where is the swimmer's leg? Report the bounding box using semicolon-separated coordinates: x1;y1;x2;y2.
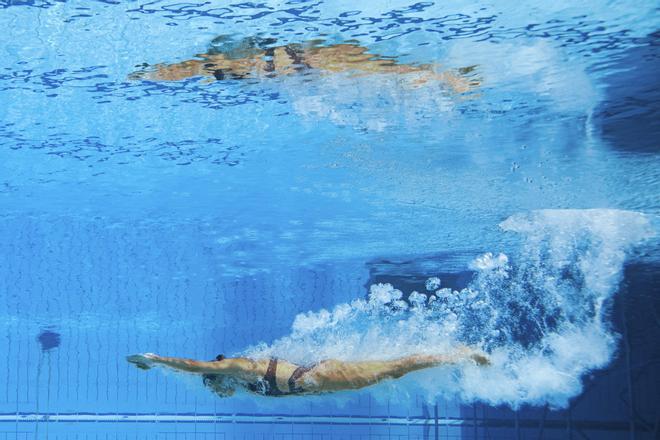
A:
363;350;489;380
307;348;489;392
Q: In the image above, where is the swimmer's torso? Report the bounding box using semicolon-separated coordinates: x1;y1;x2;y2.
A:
206;357;392;396
206;357;317;396
212;357;418;396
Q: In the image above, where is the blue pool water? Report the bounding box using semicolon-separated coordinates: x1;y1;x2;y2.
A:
0;1;658;439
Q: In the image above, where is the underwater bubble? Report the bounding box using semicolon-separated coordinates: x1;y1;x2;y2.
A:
469;252;508;271
425;277;441;291
368;283;403;305
408;291;427;307
435;288;452;297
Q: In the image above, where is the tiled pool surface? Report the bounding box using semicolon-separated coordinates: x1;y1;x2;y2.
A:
1;1;658;439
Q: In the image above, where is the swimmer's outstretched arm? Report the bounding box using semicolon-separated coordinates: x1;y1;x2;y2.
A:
127;353;259;376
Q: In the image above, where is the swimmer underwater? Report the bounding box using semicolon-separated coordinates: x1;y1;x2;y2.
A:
127;35;486;398
129;35;479;92
127;348;490;397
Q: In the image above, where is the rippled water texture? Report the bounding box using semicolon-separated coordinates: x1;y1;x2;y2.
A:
0;0;658;412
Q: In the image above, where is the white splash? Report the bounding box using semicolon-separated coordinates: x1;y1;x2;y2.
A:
243;209;653;408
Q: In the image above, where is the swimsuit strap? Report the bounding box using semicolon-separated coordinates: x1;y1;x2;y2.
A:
263;47;276;74
202;61;226;81
212;69;225;80
283;45;311;70
210;67;248;81
264;358;283;395
287;364;315;393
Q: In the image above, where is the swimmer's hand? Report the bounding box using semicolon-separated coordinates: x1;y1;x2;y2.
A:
127;353;159;370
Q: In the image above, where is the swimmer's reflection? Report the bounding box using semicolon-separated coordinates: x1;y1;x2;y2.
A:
130;36;478;93
127;347;489;397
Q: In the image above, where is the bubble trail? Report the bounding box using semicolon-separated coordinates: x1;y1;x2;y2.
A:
243;209;654;408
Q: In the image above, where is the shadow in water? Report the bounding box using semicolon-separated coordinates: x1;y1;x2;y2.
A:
37;329;61;352
594;32;660;153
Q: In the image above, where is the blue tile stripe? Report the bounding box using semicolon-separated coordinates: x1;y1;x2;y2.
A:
0;412;456;426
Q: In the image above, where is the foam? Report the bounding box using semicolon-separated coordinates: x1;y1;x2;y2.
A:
445;40;599;113
242;209;653;408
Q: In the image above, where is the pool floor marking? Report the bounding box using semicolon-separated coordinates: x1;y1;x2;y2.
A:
0;413;651;432
0;413;456;425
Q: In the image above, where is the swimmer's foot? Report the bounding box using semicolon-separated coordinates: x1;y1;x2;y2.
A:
470;351;491;366
454;346;491;366
127;353;158;370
